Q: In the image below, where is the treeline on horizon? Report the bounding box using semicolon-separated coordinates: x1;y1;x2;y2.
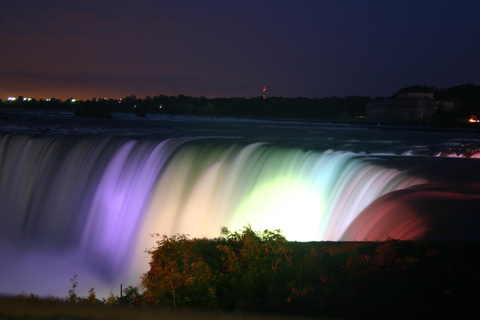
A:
1;84;479;121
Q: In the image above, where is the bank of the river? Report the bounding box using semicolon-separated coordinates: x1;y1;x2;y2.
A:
0;297;326;320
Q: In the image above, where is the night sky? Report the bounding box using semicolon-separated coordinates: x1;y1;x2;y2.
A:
1;1;479;100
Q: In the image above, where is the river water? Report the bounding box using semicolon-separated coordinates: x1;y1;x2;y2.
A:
1;110;479;298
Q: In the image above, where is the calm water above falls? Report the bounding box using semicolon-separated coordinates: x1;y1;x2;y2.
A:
1;112;480;298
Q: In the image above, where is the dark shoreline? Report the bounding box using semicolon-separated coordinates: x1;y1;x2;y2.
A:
0;297;316;320
3;107;480;135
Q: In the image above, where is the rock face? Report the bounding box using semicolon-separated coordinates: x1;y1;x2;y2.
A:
439;141;480;158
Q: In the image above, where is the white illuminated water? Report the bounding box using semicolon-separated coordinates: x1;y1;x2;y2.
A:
1;112;479;298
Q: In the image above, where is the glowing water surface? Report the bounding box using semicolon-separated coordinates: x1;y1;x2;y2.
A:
0;123;479;298
143;143;424;242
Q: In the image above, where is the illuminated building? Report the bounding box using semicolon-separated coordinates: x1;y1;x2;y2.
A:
366;92;454;124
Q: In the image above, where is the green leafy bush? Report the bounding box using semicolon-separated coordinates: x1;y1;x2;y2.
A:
142;226;292;310
215;226;292;309
142;234;218;308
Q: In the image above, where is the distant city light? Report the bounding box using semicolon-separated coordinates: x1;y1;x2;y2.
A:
71;99;76;102
7;97;16;101
46;99;51;102
469;115;479;123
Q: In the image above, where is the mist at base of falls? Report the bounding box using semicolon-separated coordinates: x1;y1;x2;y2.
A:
1;113;480;298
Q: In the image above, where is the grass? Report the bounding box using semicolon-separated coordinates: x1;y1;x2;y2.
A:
0;296;329;320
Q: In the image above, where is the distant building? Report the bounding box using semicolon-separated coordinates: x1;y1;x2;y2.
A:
366;92;454;124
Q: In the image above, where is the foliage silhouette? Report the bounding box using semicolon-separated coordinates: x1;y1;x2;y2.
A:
17;235;480;319
141;226;292;310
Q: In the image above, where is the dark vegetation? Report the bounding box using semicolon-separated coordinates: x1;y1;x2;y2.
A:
6;226;479;320
140;226;480;319
0;94;374;120
1;84;480;126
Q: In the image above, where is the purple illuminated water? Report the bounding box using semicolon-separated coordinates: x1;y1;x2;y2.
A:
0;112;479;298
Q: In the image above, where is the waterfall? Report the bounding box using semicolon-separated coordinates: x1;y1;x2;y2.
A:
0;133;425;297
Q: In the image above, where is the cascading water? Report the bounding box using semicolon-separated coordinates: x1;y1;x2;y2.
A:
0;133;428;297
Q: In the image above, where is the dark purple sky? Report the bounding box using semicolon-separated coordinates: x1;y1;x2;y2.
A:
1;1;479;100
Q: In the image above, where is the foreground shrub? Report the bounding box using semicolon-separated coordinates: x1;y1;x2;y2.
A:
117;286;145;307
142;234;218;308
215;226;292;309
142;226;292;310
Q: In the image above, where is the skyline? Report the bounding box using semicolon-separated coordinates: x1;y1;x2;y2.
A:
1;1;479;100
